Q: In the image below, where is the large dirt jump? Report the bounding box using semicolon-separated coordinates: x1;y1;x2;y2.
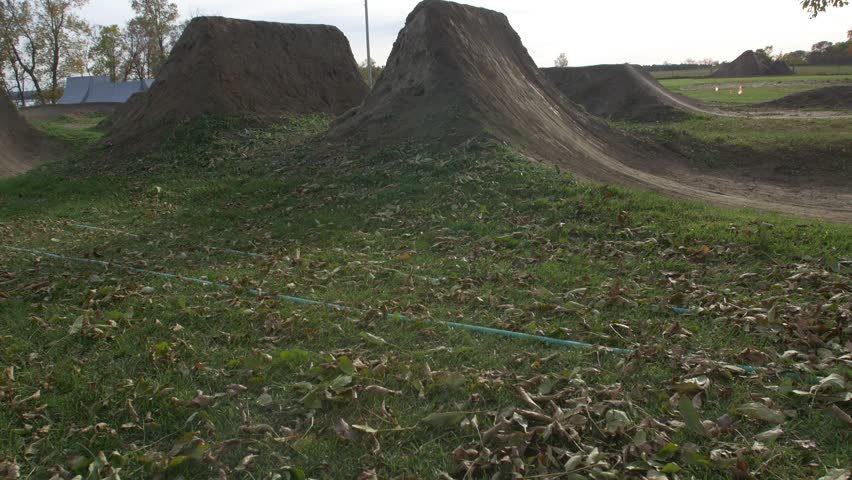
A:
0;91;53;177
712;50;792;78
541;64;709;121
103;16;368;152
328;0;851;222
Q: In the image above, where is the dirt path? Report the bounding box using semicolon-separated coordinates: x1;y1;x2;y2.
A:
629;66;852;119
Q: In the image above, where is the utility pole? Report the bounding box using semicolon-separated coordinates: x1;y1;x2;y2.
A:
364;0;373;88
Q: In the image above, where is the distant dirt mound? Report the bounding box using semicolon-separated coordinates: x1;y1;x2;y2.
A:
104;16;367;152
328;0;646;169
764;85;852;110
768;60;793;75
542;64;700;121
712;50;792;78
0;91;52;177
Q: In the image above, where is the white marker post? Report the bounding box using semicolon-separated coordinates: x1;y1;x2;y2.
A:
365;0;373;89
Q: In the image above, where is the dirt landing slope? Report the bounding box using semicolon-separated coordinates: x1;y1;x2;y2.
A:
763;86;852;110
327;1;851;222
104;16;367;152
328;0;648;169
0;91;52;177
541;64;706;121
712;50;792;78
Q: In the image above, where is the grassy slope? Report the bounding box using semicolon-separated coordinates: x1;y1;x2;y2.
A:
0;116;850;479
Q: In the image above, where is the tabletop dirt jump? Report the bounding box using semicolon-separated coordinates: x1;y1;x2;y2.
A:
0;90;53;177
330;0;851;221
103;16;368;152
541;64;707;121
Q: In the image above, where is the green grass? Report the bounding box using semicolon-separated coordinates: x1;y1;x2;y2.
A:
651;64;852;80
0;115;850;479
659;74;852;104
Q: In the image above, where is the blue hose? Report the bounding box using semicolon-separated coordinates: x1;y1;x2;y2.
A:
2;244;755;371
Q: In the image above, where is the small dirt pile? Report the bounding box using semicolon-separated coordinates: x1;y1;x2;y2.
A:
764;85;852;110
542;64;700;121
0;90;52;177
103;16;367;152
712;50;792;78
768;60;793;75
328;0;649;171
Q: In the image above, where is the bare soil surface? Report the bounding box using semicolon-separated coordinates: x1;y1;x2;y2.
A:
762;86;852;110
0;91;54;177
20;103;118;122
542;64;706;121
712;50;792;78
103;16;368;155
327;0;851;222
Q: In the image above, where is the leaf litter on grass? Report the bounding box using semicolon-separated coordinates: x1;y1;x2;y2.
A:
0;117;850;478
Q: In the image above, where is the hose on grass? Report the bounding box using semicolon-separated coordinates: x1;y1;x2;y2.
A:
3;244;762;373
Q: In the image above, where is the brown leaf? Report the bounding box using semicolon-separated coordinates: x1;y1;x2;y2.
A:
829;405;852;429
335;418;356;441
364;385;401;396
358;469;378;480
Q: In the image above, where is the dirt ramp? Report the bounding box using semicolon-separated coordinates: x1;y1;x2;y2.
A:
0;91;52;177
712;50;792;78
328;0;643;169
104;16;367;152
763;86;852;110
542;64;701;121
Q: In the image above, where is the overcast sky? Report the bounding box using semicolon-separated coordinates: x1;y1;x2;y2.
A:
80;0;852;67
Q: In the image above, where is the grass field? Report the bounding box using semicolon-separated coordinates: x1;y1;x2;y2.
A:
1;115;850;479
659;74;852;104
650;65;852;79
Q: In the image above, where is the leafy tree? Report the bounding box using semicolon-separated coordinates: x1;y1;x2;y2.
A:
554;53;568;67
778;50;808;65
0;0;46;102
755;45;774;64
130;0;179;76
89;24;123;81
39;0;91;102
358;58;383;86
801;0;847;17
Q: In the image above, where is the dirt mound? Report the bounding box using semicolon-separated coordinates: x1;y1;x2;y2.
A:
764;85;852;110
328;0;647;169
326;1;851;222
768;60;793;75
541;64;702;121
712;50;792;78
103;16;367;152
0;91;52;177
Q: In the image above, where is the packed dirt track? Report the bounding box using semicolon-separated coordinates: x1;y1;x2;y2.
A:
103;16;368;153
0;91;54;177
328;0;851;222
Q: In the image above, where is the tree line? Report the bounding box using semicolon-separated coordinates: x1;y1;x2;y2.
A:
759;30;852;67
0;0;181;106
